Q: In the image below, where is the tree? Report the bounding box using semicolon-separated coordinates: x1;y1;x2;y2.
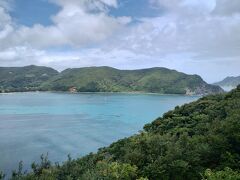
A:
202;168;240;180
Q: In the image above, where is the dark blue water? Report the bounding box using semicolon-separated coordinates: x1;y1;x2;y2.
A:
0;92;199;174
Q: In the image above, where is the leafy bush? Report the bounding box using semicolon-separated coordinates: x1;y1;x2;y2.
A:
202;167;240;180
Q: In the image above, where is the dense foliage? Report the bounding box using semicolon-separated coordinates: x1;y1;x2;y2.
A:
41;66;222;95
3;86;239;180
0;65;58;93
202;168;240;180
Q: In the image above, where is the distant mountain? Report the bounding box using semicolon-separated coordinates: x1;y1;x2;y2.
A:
0;65;59;92
214;76;240;91
0;66;223;95
41;66;223;95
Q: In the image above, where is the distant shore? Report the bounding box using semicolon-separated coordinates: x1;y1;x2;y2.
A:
0;90;201;96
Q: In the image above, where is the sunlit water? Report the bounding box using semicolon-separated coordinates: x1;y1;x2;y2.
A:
0;92;199;175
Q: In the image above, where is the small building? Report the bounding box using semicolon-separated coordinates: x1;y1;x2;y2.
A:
69;87;77;93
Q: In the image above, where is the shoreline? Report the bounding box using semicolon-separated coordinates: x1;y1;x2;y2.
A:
0;90;201;97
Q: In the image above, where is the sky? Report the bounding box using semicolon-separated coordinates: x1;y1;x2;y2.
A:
0;0;240;83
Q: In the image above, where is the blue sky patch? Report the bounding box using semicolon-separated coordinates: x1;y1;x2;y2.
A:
110;0;163;18
10;0;60;26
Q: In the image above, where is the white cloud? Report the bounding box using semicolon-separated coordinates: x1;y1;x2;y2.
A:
150;0;216;16
105;0;240;66
0;0;131;49
0;47;149;71
0;6;13;40
50;0;118;8
0;0;13;11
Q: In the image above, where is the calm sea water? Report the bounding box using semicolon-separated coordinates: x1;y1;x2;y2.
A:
0;92;199;174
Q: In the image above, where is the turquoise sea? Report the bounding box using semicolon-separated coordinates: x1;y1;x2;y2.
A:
0;92;199;174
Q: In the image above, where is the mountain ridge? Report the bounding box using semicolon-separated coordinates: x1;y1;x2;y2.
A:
214;75;240;90
41;66;223;95
0;65;223;95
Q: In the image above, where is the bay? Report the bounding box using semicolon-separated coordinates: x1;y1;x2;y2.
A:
0;92;199;174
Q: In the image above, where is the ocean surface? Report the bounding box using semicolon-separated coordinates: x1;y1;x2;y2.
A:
0;92;199;174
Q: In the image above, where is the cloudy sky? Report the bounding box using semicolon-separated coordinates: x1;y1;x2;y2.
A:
0;0;240;83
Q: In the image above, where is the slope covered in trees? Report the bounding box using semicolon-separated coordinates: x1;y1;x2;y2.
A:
0;66;223;95
41;66;223;95
6;86;240;180
0;65;59;93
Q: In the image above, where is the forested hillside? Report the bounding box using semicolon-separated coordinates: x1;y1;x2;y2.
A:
5;86;240;180
41;66;223;95
0;65;58;92
0;66;223;95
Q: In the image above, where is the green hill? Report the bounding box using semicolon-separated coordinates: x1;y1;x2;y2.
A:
7;86;240;180
0;66;223;95
41;66;223;95
0;65;59;92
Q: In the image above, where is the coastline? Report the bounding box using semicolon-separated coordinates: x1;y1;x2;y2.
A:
0;90;202;96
